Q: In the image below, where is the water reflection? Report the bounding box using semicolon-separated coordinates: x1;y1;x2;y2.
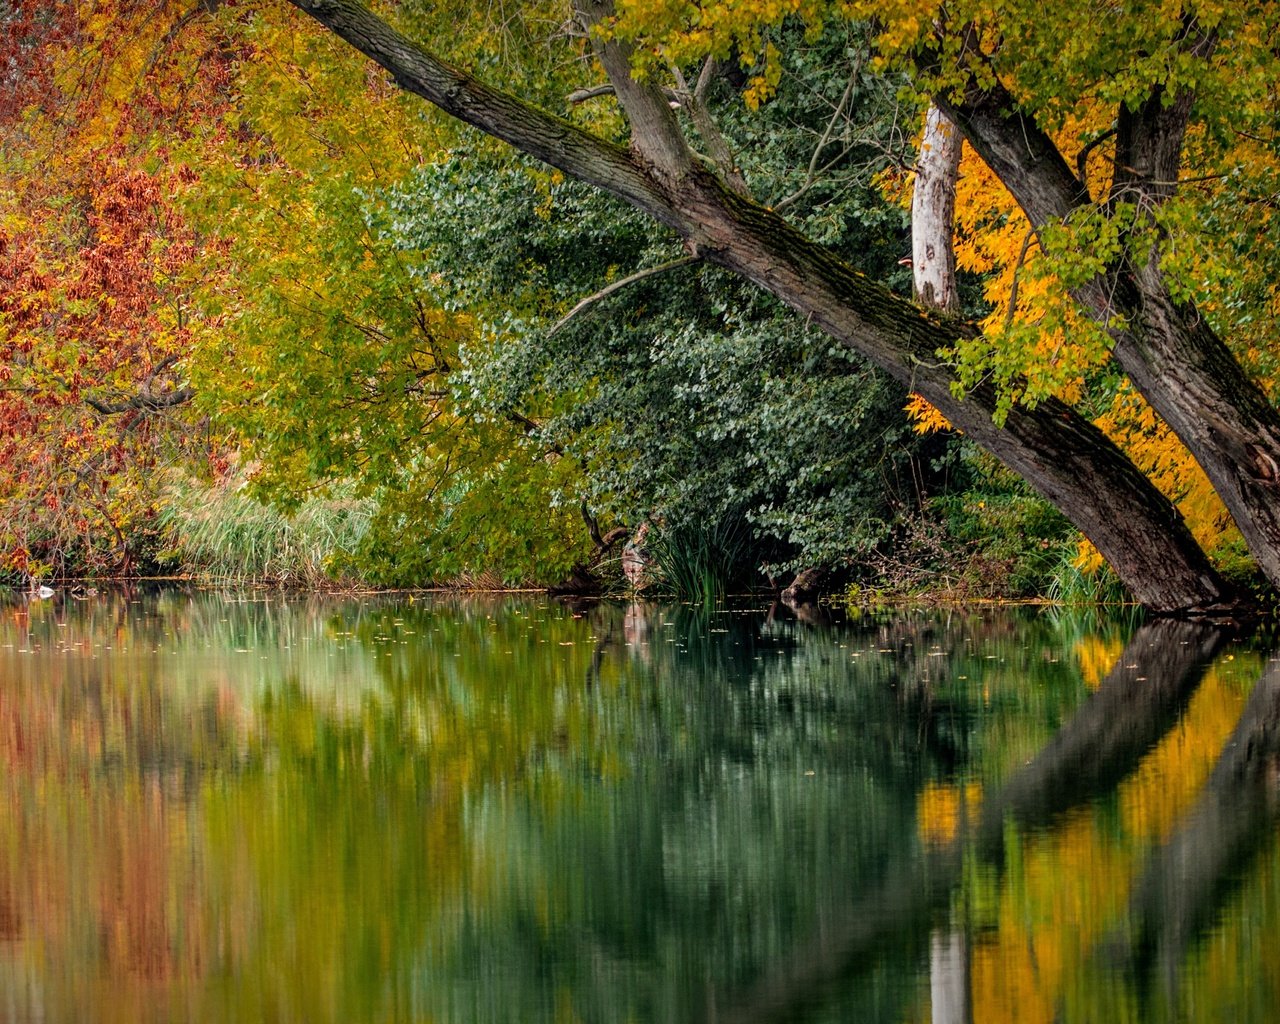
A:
0;590;1274;1022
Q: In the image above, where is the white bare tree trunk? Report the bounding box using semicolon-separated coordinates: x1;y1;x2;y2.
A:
911;104;963;312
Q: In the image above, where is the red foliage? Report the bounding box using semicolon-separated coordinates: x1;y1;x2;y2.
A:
0;0;237;577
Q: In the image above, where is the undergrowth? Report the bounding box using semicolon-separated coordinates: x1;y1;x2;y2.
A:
156;479;375;586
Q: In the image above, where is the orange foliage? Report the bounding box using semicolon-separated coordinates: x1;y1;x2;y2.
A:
889;102;1251;569
0;0;233;575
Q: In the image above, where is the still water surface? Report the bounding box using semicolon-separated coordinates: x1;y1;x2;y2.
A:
0;589;1277;1022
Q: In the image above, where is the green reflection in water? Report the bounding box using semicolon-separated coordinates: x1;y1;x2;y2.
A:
0;590;1273;1023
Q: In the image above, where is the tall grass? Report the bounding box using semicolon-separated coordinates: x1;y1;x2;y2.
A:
157;480;375;586
1044;550;1131;607
647;516;754;605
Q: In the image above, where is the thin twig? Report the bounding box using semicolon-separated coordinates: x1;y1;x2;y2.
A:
1075;126;1117;197
548;255;700;335
774;70;857;212
1001;228;1039;336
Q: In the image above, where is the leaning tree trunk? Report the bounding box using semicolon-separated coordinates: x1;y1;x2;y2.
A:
643;170;1232;614
933;52;1280;592
285;0;1236;613
1116;269;1280;588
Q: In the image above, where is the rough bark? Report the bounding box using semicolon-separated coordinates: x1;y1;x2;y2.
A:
931;30;1280;592
84;385;194;416
910;104;963;312
569;0;694;183
1116;266;1280;596
286;0;1235;612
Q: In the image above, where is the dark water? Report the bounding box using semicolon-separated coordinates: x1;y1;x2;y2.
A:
0;589;1277;1023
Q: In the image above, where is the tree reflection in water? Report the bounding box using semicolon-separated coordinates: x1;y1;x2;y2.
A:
0;590;1273;1023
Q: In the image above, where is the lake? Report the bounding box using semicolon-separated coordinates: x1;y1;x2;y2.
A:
0;589;1276;1022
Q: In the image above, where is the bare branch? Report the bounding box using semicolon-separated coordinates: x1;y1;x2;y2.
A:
85;355;194;415
1001;228;1040;336
548;255;699;336
566;83;615;104
773;70;857;212
580;500;629;551
1074;126;1116;197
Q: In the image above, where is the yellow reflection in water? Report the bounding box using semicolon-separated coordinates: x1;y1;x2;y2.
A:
1119;662;1253;842
917;782;983;847
1074;634;1124;692
947;654;1262;1024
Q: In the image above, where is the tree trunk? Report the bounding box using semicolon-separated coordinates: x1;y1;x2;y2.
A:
285;0;1237;613
679;172;1230;613
1116;275;1280;589
933;56;1280;591
911;105;962;312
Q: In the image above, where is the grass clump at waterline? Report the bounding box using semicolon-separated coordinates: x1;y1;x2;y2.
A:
645;516;755;606
155;479;375;587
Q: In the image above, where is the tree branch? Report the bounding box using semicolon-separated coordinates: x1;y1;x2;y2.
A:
924;31;1086;230
548;255;699;335
580;500;629;551
85;355;194;415
1109;15;1217;207
569;0;694;182
1075;126;1116;198
1001;228;1039;335
566;83;615;103
774;69;857;212
672;60;749;195
288;0;686;232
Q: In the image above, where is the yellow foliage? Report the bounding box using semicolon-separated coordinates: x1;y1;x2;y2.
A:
1071;538;1105;576
903;392;952;434
946;116;1124;407
1095;383;1240;561
886;92;1259;572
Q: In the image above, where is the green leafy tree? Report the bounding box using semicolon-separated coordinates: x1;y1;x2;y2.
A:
275;0;1257;611
172;1;595;585
391;140;951;584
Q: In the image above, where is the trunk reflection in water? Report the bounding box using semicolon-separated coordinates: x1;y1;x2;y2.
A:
0;590;1274;1022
